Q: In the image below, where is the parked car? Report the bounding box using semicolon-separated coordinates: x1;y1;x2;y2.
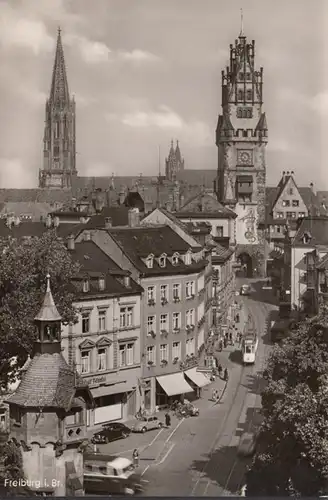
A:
131;416;163;433
240;284;251;296
237;432;257;457
91;422;131;444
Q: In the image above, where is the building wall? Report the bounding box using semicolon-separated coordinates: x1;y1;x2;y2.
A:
272;177;308;220
178;216;235;242
140;267;207;411
291;246;313;308
212;254;235;327
61;294;142;425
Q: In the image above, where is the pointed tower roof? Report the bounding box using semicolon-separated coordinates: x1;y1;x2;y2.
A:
49;27;70;105
175;140;182;162
34;274;62;322
255;112;268;131
167;140;175;160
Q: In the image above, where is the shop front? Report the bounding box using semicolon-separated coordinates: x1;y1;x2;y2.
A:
184;367;210;399
156;372;193;407
83;371;140;429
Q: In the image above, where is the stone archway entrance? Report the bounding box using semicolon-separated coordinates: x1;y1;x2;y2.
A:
237;252;253;278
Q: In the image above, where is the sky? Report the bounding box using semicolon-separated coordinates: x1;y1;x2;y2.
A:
0;0;327;189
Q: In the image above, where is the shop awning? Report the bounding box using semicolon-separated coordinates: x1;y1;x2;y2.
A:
184;367;210;388
91;382;135;399
156;373;193;396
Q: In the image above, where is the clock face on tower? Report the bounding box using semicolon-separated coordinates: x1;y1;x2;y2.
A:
237;150;252;166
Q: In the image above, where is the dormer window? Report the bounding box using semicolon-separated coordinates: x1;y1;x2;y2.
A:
159;254;167;268
99;278;105;291
146;254;154;269
83;280;90;293
172;253;179;266
185;252;192;265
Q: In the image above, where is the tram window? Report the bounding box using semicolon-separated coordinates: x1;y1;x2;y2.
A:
245;346;252;353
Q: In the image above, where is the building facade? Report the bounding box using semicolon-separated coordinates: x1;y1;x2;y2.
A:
75;225;210;412
214;29;268;277
61;238;143;428
39;28;77;189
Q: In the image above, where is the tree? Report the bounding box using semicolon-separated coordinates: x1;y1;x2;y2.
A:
0;230;80;388
246;308;328;496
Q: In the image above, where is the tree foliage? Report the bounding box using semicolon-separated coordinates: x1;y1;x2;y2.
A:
246;308;328;496
0;230;80;388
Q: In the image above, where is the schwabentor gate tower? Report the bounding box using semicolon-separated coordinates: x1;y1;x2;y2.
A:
214;25;268;277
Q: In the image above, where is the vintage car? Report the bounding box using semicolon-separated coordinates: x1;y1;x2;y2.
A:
91;422;131;444
131;415;163;433
83;453;144;495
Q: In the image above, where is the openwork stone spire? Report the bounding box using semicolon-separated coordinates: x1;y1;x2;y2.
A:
49;27;70;106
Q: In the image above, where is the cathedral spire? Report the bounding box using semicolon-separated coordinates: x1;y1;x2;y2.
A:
239;8;244;37
49;27;70;106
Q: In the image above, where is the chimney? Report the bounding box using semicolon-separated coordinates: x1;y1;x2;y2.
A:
45;215;52;228
105;217;112;229
84;231;91;241
128;208;140;227
53;216;60;227
123;275;131;288
119;186;126;205
67;234;75;251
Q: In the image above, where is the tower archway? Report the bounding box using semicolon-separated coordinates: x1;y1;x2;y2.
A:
237;252;253;278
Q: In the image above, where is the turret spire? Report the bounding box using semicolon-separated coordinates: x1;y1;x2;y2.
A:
239;8;244;37
49;27;70;105
35;274;61;322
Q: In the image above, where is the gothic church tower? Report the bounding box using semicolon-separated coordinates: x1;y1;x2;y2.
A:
165;140;185;181
39;28;77;189
214;22;268;276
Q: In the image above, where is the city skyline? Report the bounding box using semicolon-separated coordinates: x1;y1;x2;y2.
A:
0;0;327;189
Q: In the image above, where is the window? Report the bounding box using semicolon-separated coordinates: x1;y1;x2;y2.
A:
173;284;181;300
246;90;253;100
160;344;168;362
186;281;195;298
119;306;133;328
146;346;155;364
299;212;306;218
147;315;156;335
186;309;195;327
119;343;134;367
282;200;290;207
99;278;105;290
288;188;293;195
185;252;192;265
82;312;90;333
97;348;106;371
53;145;60;157
216;226;223;237
146;255;154;268
186;338;195;356
54;121;60;139
160;285;168;301
286;211;296;219
160;314;168;331
81;351;90;373
239;72;244;80
147;286;155;302
292;200;299;207
238;90;244;100
276;212;284;218
98;310;106;332
246;72;251;80
172;253;179;266
10;406;21;424
172;342;181;360
83;280;90;293
173;312;181;330
159;254;166;267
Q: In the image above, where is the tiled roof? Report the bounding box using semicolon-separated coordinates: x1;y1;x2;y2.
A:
84;206;130;229
317;253;328;270
0;202;52;221
70;241;143;297
108;225;204;275
6;353;89;409
212;244;234;263
34;276;62;322
0;221;83;239
0;188;72;204
255;112;268;131
176;170;216;189
293;216;328;246
177;192;237;219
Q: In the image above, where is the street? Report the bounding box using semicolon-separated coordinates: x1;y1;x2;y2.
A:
137;279;277;496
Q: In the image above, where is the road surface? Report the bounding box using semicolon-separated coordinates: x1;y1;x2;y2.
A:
138;279;277;496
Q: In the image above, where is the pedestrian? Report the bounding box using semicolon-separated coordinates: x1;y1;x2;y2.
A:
132;448;139;468
236;313;240;323
218;339;223;351
212;388;217;401
223;337;227;348
165;412;171;428
229;332;232;344
218;364;222;378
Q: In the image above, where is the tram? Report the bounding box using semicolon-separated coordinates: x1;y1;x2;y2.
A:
242;330;258;365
